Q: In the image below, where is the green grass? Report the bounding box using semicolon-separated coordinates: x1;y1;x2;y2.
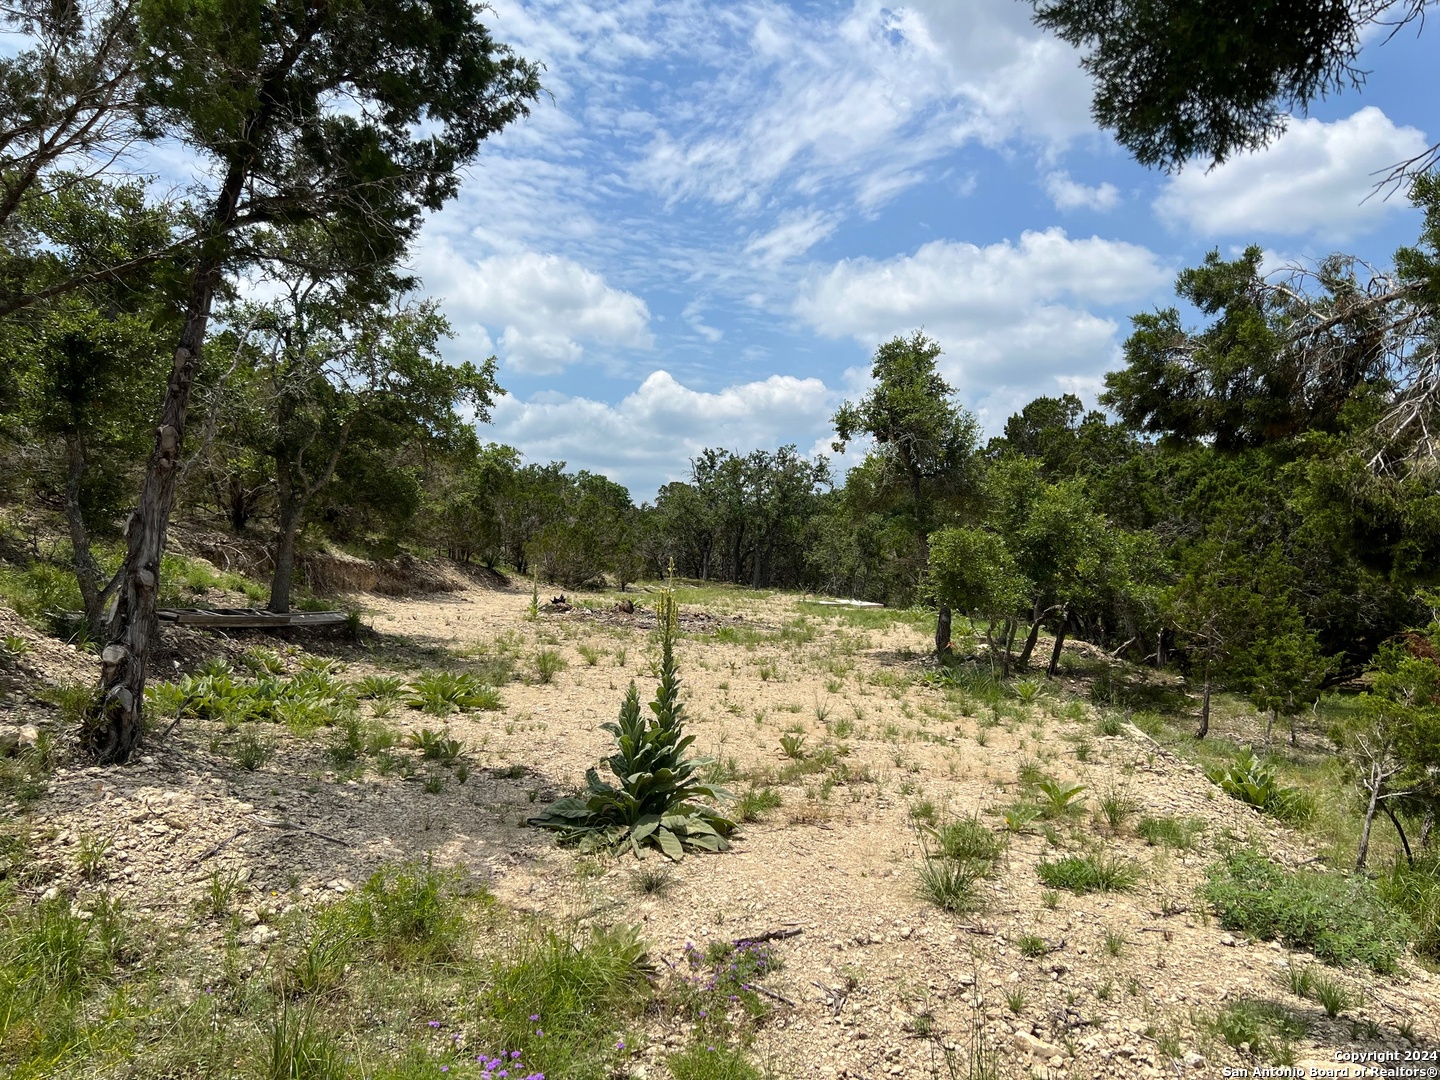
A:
736;787;783;822
1036;852;1139;894
1137;814;1207;850
1202;848;1410;973
1377;853;1440;962
1203;999;1307;1063
918;858;985;913
405;671;502;714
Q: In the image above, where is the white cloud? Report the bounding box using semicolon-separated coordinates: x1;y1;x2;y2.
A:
1044;170;1121;212
488;370;840;499
1154;107;1429;241
744;211;838;266
794;228;1168;425
416;242;652;375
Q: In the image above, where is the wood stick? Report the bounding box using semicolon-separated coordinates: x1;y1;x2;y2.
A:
733;927;803;945
249;814;352;847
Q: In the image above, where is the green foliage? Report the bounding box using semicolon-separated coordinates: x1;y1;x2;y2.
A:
1208;752;1314;824
736;786;782;823
917;858;985;914
263;1004;348;1080
1036;853;1139;894
476;924;651;1073
1137;815;1206;850
925;816;1005;869
1035;778;1086;819
1203;999;1308;1063
1033;0;1391;170
1016;933;1049;958
529;585;736;860
532;648;566;684
1099;786;1140;829
405;671;502;715
1375;853;1440;962
778;732;807;760
668;1042;763;1080
405;727;464;764
329;860;468;965
354;674;404;700
1202;849;1409;972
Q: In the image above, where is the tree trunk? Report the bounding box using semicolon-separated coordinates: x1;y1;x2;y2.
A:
1155;626;1166;669
1046;610;1070;678
268;506;303;614
1357;767;1382;870
935;604;952;657
1195;674;1211;739
1265;707;1276;752
62;434;104;629
1420;807;1433;851
85;247;227;763
1381;800;1414;867
1017;599;1044;667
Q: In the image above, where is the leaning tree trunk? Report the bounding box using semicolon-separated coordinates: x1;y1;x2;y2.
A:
1017;599;1044;667
1195;673;1211;739
935;604;952;657
1357;765;1383;870
84;250;227;763
1046;605;1071;678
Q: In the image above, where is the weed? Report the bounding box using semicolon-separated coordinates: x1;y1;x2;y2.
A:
1001;805;1041;833
339;859;468;963
918;858;984;913
736;787;782;823
1016;933;1048;957
200;868;244;919
577;643;603;666
928;816;1005;870
263;1004;348;1080
1138;815;1206;850
287;922;353;997
635;865;673;896
533;648;567;684
1202;849;1408;972
75;832;112;881
1284;962;1315;999
1004;987;1028;1014
1037;853;1139;894
406;671;502;714
406;727;465;764
1099;786;1140;830
778;732;807;760
1208;752;1315;825
1097;713;1124;737
1103;929;1125;957
1036;779;1086;819
1204;999;1307;1061
233;730;274;771
354;674;404;700
1311;973;1355;1017
1041;890;1059;910
1012;678;1043;705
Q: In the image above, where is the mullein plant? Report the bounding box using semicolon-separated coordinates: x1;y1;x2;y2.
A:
529;577;736;859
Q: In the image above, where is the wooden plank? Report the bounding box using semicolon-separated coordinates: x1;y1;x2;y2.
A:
155;608;348;628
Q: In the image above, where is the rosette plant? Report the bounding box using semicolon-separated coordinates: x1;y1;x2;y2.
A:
529;583;735;860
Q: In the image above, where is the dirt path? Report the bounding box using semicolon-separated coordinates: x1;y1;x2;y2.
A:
10;579;1439;1077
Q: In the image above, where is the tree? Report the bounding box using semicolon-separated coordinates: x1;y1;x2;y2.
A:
1249;621;1334;750
86;2;538;762
1030;0;1433;174
1;178;183;629
219;264;500;612
928;526;1033;676
833;331;980;652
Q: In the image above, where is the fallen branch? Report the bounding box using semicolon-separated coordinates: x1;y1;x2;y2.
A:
812;980;847;1016
188;828;243;868
733;927;803;946
750;984;796;1007
249;814;352;847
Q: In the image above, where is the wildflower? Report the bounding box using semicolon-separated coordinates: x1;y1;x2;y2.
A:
529;1014;539;1021
429;1020;441;1028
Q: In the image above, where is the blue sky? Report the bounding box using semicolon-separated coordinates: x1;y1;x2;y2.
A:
407;0;1437;500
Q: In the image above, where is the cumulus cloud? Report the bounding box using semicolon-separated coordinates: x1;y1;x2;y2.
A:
794;228;1168;426
1045;170;1121;212
416;242;652;375
1153;107;1429;241
488;370;841;499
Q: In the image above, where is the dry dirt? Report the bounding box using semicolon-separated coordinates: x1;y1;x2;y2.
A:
5;577;1439;1079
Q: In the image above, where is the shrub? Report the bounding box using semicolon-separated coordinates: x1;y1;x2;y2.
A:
1201;849;1409;972
1037;853;1139;894
529;585;735;860
1376;853;1440;962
